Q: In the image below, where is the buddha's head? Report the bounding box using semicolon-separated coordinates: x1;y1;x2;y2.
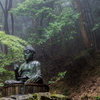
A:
24;46;35;62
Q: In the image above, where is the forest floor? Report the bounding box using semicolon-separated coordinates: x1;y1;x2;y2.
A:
38;49;100;100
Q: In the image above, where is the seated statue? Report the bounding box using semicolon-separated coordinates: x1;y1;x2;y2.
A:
5;46;43;84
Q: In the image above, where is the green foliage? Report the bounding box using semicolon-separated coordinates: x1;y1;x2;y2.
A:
0;23;2;28
95;95;100;100
0;83;4;87
0;31;27;50
48;81;54;84
75;48;93;60
26;97;33;100
0;71;15;87
0;31;27;64
92;23;100;31
11;0;58;18
83;48;93;57
11;0;79;46
0;31;28;80
48;71;67;84
81;96;83;99
90;96;93;99
64;88;68;96
58;71;67;78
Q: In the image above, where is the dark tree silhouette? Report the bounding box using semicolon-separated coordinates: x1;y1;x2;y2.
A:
0;0;14;35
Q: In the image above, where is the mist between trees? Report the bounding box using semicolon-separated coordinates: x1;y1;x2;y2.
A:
0;0;100;58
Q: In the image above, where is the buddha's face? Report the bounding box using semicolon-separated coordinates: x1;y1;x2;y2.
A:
24;50;33;61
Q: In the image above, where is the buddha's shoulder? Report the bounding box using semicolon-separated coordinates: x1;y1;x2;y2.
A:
31;60;40;65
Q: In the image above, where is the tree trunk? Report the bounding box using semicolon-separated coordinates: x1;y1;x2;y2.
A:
11;13;14;35
0;0;13;54
8;0;14;35
76;0;91;49
61;32;66;55
0;0;14;35
86;0;97;50
4;0;9;34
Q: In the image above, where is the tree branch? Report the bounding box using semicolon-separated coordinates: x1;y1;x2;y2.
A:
5;0;8;15
0;1;5;14
8;0;12;11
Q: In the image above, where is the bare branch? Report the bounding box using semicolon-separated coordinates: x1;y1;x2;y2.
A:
5;0;8;11
0;1;5;14
8;0;12;11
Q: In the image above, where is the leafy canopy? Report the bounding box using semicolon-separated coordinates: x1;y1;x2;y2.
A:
0;31;28;73
11;0;79;46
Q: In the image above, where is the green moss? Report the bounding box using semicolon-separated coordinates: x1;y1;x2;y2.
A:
52;94;68;99
27;97;33;100
81;96;83;99
32;94;37;100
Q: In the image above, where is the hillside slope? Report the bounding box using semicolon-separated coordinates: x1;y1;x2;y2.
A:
39;50;100;100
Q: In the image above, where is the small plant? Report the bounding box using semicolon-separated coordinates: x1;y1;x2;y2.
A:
81;96;83;99
26;97;33;100
90;96;93;99
64;88;68;96
95;95;100;100
48;81;54;84
58;71;67;78
83;48;93;57
0;93;2;96
48;71;67;84
0;83;4;87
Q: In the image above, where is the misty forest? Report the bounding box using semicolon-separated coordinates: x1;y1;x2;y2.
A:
0;0;100;99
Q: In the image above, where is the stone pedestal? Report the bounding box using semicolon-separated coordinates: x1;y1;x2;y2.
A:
2;83;49;97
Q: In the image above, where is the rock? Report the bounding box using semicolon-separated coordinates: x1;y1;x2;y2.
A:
1;92;70;100
1;94;33;100
51;94;70;100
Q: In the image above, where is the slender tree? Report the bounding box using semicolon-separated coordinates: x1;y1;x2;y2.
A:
0;0;14;35
76;0;91;49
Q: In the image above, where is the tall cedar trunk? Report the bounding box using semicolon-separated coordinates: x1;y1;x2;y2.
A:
76;0;91;49
82;0;97;50
86;0;97;50
61;32;66;55
71;2;85;53
40;12;46;57
82;1;93;48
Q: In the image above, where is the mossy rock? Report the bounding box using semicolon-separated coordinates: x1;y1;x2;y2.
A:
51;94;69;100
32;92;70;100
1;92;70;100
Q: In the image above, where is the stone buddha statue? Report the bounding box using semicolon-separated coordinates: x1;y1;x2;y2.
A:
5;46;43;84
